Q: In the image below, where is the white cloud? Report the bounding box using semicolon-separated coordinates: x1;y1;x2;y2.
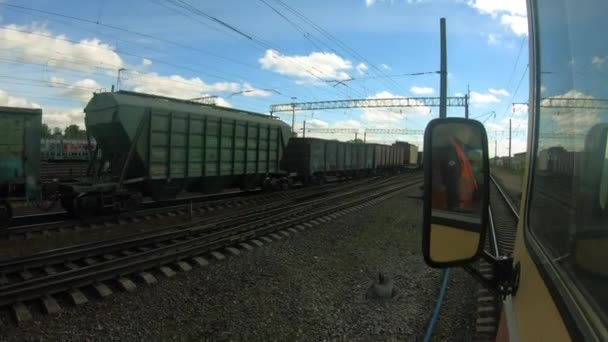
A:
489;88;509;96
410;86;434;95
297;119;365;141
214;97;232;108
467;0;526;17
361;90;431;124
126;73;269;101
142;58;152;67
259;49;352;83
0;24;123;72
0;89;40;108
485;122;503;131
500;14;528;36
380;63;391;70
241;83;273;97
487;33;499;45
49;76;66;85
365;0;397;7
333;119;363;129
541;90;601;131
356;62;368;75
512;102;528;116
467;0;528;36
306;118;330;128
58;78;100;103
126;72;241;99
43;107;86;129
592;56;605;67
470;91;501;106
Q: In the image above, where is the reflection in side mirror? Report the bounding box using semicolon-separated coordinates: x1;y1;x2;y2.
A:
422;118;490;268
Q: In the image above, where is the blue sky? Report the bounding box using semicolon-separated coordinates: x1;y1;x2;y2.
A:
0;0;530;155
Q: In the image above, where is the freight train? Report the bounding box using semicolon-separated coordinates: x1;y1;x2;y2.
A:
0;91;419;223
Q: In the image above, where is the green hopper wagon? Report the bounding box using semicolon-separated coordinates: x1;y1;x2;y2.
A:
57;91;292;216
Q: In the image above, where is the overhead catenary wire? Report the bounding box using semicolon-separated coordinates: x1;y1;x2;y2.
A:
0;29;306;102
158;0;363;100
1;1;429;117
0;2;260;69
257;0;364;98
272;0;409;95
504;37;527;92
1;3;322;103
1;2;373;104
503;64;529;118
258;0;435;99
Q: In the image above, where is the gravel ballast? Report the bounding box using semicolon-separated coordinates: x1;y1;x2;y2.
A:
0;188;478;341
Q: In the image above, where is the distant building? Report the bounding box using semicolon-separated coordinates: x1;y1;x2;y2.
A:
511;152;527;170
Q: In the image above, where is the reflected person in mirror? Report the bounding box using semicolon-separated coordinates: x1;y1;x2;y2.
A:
432;126;479;213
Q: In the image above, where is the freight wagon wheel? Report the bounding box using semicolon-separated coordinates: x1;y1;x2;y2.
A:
37;182;60;211
124;192;143;213
279;178;292;191
35;191;59;211
72;193;101;219
262;178;273;192
60;196;74;214
0;200;12;228
314;176;326;185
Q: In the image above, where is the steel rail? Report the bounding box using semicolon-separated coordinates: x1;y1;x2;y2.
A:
0;175;422;307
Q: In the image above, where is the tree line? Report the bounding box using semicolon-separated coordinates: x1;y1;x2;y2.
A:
41;124;88;140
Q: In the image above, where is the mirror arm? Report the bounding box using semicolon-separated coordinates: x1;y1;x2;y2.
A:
462;251;520;300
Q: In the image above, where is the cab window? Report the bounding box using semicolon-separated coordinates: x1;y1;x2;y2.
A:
529;0;608;333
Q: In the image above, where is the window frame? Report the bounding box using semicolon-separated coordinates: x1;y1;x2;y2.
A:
523;0;608;340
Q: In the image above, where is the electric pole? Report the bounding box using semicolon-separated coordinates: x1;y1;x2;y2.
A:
116;68;125;91
439;18;447;119
508;118;512;168
291;97;297;135
495;140;497;165
465;84;470;119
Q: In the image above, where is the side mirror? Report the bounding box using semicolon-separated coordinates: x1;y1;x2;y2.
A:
422;118;490;268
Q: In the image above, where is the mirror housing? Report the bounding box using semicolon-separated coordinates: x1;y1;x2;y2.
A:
422;118;490;268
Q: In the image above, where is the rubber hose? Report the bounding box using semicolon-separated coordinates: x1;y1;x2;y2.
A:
423;268;452;342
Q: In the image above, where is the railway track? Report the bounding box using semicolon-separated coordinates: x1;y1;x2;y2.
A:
475;174;520;340
2;176;385;242
488;174;519;255
0;173;422;323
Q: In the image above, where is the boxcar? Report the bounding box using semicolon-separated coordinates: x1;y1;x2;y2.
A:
0;106;41;200
57;91;292;214
282;138;374;183
0;106;42;224
281;138;404;183
393;141;419;166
